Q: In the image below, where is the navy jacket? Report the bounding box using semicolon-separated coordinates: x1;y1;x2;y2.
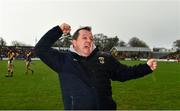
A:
35;26;153;110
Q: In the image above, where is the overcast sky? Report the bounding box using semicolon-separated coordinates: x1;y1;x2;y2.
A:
0;0;179;49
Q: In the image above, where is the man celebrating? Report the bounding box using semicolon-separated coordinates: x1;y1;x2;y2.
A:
35;23;157;110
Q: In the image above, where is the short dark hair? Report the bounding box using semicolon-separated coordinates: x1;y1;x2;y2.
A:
72;26;91;40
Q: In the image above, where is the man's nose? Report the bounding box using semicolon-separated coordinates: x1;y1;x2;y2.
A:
86;38;92;42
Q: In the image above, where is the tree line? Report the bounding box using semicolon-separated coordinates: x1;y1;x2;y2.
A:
0;36;180;51
53;34;180;51
0;38;29;47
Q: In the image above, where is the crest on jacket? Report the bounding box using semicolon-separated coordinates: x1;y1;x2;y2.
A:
98;57;105;64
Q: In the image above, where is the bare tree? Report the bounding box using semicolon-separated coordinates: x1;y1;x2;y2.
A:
104;36;119;51
128;37;149;47
0;37;7;47
0;37;6;60
118;40;127;47
11;40;28;46
173;39;180;48
94;34;108;50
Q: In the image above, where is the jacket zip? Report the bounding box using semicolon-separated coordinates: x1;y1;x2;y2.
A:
70;96;74;109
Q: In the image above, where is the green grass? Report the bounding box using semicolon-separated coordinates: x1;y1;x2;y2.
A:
0;60;63;110
0;60;180;109
113;61;180;110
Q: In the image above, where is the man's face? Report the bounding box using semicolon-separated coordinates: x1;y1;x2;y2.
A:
72;29;94;57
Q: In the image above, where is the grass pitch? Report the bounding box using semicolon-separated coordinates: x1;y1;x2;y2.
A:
0;60;179;110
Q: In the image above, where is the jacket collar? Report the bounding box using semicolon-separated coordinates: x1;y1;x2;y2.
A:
69;44;96;56
69;44;98;59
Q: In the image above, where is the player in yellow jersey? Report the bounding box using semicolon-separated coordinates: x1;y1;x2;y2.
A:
6;49;15;77
25;50;34;75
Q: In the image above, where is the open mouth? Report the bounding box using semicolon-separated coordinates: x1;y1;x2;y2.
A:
84;46;90;48
84;46;89;47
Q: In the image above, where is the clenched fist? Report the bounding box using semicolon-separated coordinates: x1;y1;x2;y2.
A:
147;59;157;71
60;23;71;35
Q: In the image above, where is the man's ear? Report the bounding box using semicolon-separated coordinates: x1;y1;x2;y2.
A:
72;40;77;47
